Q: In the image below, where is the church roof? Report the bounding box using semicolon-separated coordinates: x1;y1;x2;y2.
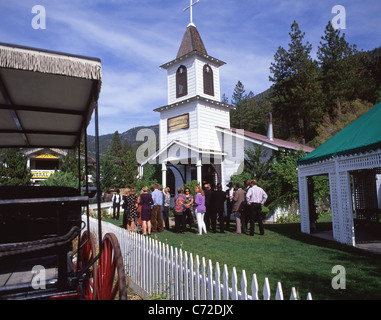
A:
160;25;225;69
177;25;207;58
153;95;234;112
216;127;315;153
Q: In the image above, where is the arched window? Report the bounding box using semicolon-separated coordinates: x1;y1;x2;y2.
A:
203;64;214;96
176;65;187;98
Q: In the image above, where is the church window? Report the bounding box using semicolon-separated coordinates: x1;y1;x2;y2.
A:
203;64;214;96
176;65;188;98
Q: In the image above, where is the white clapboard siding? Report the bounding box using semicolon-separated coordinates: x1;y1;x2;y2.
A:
85;216;313;300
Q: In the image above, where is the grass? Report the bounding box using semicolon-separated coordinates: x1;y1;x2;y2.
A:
104;214;381;300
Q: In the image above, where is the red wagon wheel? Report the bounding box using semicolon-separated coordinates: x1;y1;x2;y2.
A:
96;233;127;300
78;230;98;300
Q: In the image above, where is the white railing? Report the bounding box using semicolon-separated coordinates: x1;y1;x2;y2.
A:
84;216;312;300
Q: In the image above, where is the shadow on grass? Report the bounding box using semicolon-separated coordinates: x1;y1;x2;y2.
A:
264;222;381;258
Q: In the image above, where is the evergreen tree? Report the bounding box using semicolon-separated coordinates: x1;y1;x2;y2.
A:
107;131;124;160
270;21;323;142
317;21;358;114
120;140;138;187
0;148;31;186
99;153;119;192
230;81;251;129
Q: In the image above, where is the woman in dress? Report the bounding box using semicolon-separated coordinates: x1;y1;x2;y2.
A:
183;187;194;230
174;187;186;234
139;186;153;236
162;187;171;231
194;185;207;235
126;188;138;232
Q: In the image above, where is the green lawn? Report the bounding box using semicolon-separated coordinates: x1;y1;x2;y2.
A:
105;215;381;300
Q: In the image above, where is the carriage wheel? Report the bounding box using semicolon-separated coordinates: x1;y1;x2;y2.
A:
96;233;127;300
78;230;98;300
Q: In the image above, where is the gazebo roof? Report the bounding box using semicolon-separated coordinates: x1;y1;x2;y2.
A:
298;102;381;166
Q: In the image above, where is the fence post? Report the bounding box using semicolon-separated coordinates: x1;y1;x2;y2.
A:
215;262;221;300
222;264;229;300
174;247;179;300
179;249;184;300
195;255;200;300
290;287;298;300
170;246;175;300
189;253;194;300
263;277;271;300
165;243;170;298
231;267;238;300
208;259;213;300
275;282;284;300
184;251;189;300
241;270;248;300
201;257;207;300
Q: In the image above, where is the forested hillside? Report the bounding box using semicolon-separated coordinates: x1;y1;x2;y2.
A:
229;21;381;148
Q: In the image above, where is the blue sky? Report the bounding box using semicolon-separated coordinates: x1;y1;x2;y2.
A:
1;0;380;136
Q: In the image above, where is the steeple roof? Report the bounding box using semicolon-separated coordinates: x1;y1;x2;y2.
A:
176;25;207;58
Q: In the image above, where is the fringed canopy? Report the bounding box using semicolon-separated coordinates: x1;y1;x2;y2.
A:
0;43;102;149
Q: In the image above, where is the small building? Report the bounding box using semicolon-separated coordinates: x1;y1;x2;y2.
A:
297;102;381;246
21;148;95;185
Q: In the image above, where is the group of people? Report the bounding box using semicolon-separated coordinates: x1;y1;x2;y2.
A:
197;180;268;237
111;183;170;236
110;179;268;237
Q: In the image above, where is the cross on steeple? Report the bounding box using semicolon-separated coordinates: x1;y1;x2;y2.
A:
183;0;199;27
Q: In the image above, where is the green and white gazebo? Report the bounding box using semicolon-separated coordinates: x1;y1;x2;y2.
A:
297;102;381;246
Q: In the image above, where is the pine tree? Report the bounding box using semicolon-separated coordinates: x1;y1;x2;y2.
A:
230;81;250;129
107;131;124;160
270;21;323;142
317;21;357;114
120;140;137;187
0;148;31;186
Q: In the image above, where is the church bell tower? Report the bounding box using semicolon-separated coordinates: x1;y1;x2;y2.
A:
152;0;235;188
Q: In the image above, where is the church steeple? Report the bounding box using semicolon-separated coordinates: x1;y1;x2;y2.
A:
176;25;207;59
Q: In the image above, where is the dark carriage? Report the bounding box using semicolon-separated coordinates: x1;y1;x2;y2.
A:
0;43;126;300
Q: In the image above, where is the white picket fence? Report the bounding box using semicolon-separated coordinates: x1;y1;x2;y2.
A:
84;216;312;300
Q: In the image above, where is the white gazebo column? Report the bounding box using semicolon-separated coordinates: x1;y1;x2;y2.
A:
196;155;202;185
162;162;167;188
298;173;310;234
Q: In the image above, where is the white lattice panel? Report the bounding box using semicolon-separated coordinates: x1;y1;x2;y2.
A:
298;175;310;234
338;171;355;246
338;150;381;172
329;172;341;242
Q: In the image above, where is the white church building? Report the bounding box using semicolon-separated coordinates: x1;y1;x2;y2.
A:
138;8;313;195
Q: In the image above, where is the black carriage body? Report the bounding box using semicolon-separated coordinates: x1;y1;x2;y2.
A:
0;186;84;244
0;186;87;299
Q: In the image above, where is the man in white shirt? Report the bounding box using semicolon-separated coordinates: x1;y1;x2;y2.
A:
245;180;268;236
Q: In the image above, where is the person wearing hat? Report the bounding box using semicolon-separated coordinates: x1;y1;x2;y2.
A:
225;182;234;231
